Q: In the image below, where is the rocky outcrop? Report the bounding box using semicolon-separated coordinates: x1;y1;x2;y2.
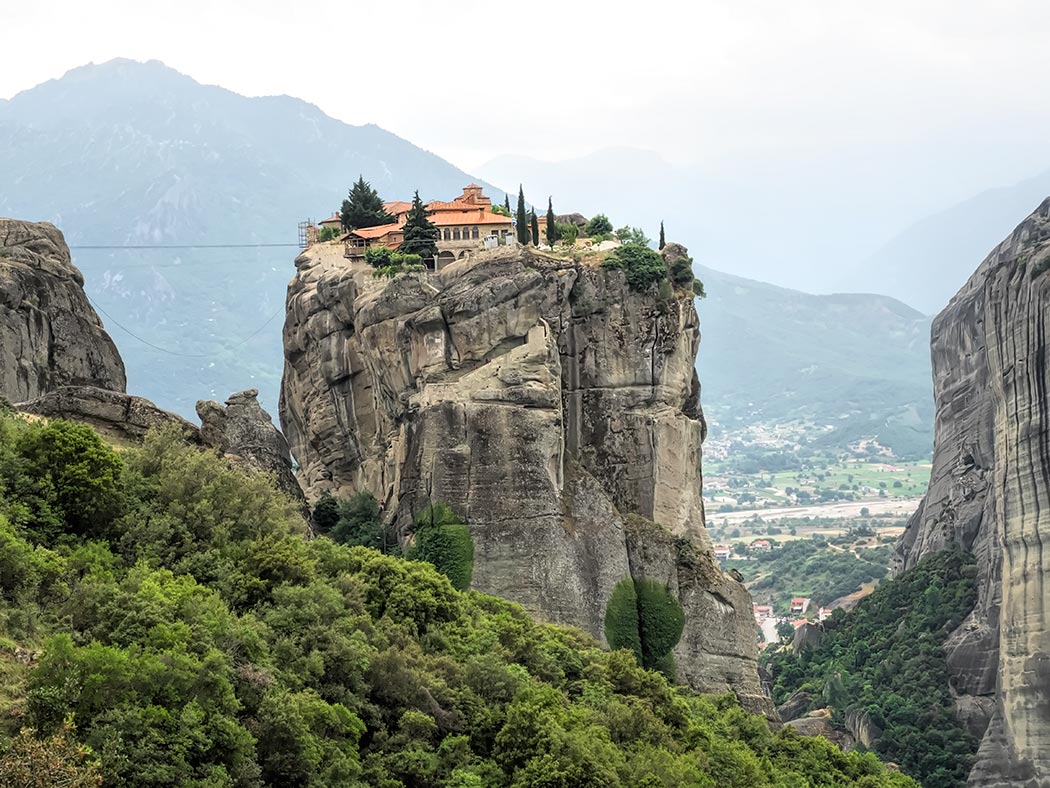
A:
845;708;883;750
791;622;823;653
196;389;304;502
785;711;855;750
893;198;1050;786
0;219;125;401
280;244;772;715
17;385;199;443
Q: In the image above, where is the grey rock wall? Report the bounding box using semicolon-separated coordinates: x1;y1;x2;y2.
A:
0;218;125;401
894;197;1050;786
280;244;771;715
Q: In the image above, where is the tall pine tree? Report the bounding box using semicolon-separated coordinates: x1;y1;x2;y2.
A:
341;175;394;231
529;211;539;245
399;191;439;261
515;185;530;245
545;197;560;246
504;194;512;213
659;221;666;250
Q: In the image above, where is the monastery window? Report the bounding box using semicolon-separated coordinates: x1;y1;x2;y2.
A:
453;228;461;240
443;228;451;241
472;227;480;239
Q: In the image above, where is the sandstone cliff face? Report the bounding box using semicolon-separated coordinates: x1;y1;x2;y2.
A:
0;218;125;401
894;198;1050;786
280;244;771;714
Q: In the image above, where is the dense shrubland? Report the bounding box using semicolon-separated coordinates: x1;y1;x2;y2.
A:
764;548;978;788
0;413;916;787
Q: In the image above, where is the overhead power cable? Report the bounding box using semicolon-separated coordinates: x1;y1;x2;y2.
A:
86;295;285;359
70;243;300;250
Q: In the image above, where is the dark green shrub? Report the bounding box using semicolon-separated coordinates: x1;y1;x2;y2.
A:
603;578;643;662
603;577;684;679
411;503;474;590
16;420;125;539
584;213;613;236
601;243;668;291
331;491;386;551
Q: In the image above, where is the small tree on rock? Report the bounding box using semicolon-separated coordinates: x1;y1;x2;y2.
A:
584;213;613;237
399;190;439;261
341;175;394;231
659;221;666;250
515;185;530;245
545;197;561;246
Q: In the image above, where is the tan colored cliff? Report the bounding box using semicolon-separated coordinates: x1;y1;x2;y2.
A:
894;198;1050;786
0;218;126;400
280;242;772;714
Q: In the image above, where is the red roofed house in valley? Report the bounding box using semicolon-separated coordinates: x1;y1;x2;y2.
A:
343;184;515;269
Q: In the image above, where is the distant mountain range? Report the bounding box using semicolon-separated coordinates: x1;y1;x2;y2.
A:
843;170;1050;313
478;150;1050;317
3;57;1030;458
0;59;501;416
695;266;934;458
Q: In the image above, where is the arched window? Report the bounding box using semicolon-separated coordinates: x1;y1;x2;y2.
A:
472;226;480;239
443;228;451;241
453;227;461;240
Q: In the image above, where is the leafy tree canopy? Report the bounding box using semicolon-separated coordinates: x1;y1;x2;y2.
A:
341;175;395;231
0;413;917;788
399;190;440;260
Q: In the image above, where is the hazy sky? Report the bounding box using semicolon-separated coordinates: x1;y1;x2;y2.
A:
4;0;1050;178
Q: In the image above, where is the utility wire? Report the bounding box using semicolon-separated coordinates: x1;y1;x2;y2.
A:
86;295;285;359
71;243;300;250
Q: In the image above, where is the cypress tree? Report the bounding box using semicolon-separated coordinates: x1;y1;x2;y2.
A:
530;211;539;245
504;193;511;213
659;221;666;250
515;185;530;245
545;197;560;246
341;175;394;231
399;190;439;261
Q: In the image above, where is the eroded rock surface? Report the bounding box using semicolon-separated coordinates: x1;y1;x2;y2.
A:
197;389;304;502
280;244;772;714
0;218;125;401
17;385;199;443
894;198;1050;786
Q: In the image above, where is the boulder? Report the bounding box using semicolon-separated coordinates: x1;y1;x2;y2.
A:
17;385;198;443
777;690;814;722
845;707;883;750
792;622;823;652
196;389;304;502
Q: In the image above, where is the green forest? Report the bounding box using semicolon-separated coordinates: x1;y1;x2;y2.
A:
728;539;889;613
764;548;978;788
0;412;918;787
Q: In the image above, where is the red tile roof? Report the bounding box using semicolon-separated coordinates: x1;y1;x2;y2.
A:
429;210;513;227
383;201;412;216
350;223;402;239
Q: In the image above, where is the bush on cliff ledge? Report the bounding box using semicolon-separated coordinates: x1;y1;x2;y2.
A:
0;414;918;788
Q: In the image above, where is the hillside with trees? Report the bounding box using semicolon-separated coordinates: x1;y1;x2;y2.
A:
764;549;978;788
0;411;916;787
